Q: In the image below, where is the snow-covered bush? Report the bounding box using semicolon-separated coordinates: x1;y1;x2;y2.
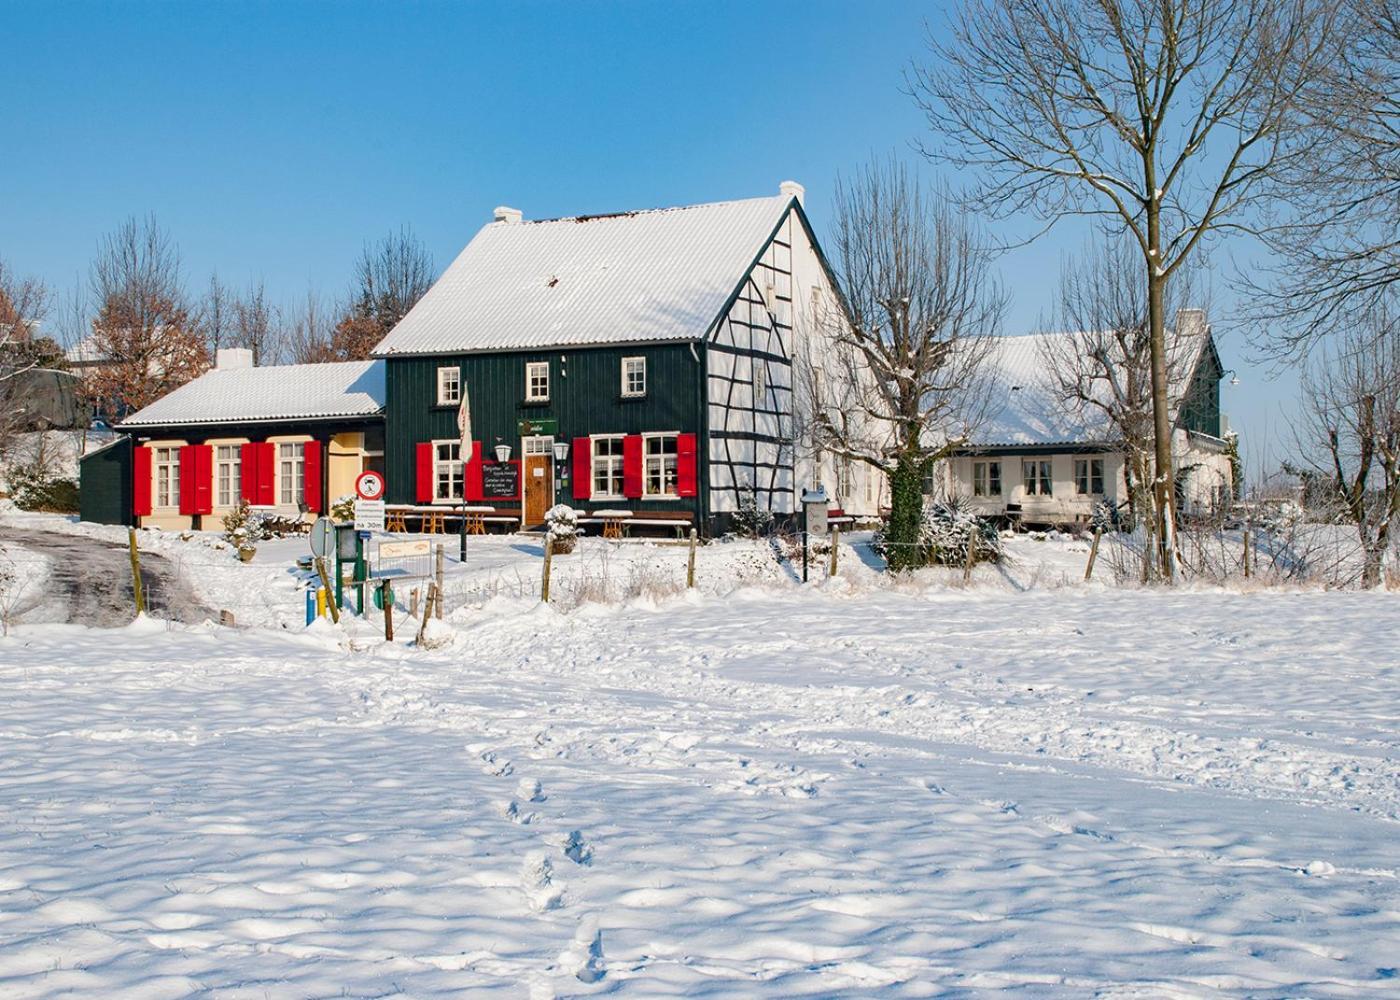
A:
6;464;79;513
1090;499;1131;534
545;504;579;554
329;494;355;523
876;495;1001;569
222;500;306;557
730;486;774;538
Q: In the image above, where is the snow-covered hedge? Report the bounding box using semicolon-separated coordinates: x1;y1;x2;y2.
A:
876;495;1002;569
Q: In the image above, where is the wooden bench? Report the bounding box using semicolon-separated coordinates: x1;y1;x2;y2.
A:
580;509;695;538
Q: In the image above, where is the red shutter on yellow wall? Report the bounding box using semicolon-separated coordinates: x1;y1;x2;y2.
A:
257;442;277;506
240;442;260;503
303;441;323;513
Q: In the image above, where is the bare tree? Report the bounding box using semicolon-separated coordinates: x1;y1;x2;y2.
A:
331;227;435;360
87;215;208;421
1038;234;1206;532
799;159;1005;571
200;273;234;356
0;259;59;452
910;0;1337;580
284;288;336;363
1296;306;1400;587
231;279;282;365
1249;0;1400;354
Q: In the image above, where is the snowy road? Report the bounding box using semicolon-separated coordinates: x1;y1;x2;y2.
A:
1;585;1396;997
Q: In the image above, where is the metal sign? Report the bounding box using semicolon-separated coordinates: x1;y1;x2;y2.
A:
517;417;558;436
355;471;386;501
354;498;386;532
309;516;335;558
371;538;433;580
378;539;430;559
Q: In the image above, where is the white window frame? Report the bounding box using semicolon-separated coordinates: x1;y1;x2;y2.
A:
436;366;461;406
525;361;550;402
1023;459;1052;497
154;446;180;509
432;439;464;502
278;441;306;507
837;460;854;502
1075;458;1105;496
973;460;1002;497
621;356;646;398
215;444;242;508
642;432;679;499
590;434;625;500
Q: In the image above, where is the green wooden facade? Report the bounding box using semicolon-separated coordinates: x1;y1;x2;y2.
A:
1176;339;1223;439
383;342;710;517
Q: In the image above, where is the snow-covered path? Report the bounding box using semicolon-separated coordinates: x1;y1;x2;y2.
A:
1;587;1396;997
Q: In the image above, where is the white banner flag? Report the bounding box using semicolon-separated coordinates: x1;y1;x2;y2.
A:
457;384;473;466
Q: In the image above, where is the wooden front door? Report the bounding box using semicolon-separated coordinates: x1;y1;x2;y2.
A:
523;453;553;527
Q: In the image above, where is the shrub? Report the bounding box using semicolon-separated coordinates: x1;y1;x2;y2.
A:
7;465;79;513
545;504;579;553
1090;499;1131;534
330;494;356;523
875;494;1001;569
222;500;306;552
730;486;774;538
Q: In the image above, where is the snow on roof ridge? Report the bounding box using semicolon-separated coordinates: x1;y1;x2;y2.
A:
520;193;789;226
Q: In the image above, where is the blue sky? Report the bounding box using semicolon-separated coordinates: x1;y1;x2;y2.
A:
2;0;1291;467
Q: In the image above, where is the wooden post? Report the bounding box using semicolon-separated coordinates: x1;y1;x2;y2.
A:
1084;527;1103;582
380;580;394;642
828;526;840;578
410;587;419;618
435;544;445;619
314;556;340;624
1242;525;1252;578
541;535;554;603
415;583;437;645
963;533;976;584
127;528;145;616
686;528;698;588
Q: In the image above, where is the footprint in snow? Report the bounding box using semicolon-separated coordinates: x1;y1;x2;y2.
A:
516;777;545;802
557;916;604;983
501;799;536;825
480;750;514;777
556;829;592;866
520;850;563;912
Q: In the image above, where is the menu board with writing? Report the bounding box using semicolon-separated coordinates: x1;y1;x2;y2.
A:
481;461;520;499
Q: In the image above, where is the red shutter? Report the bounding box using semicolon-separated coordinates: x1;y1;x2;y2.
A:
132;445;153;517
186;444;213;515
572;437;591;500
464;440;484;501
178;447;196;515
240;442;260;503
303;441;323;513
415;442;434;502
676;433;698;497
257;442;277;506
622;434;643;499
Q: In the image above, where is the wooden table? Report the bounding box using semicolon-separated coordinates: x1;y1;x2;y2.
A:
594;509;633;539
458;505;497;535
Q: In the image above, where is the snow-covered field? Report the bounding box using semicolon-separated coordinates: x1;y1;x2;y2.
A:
0;515;1397;996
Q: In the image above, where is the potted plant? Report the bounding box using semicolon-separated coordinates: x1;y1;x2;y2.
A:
545;504;580;555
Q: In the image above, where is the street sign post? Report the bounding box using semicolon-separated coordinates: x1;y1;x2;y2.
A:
355;470;386;502
309;516;335;558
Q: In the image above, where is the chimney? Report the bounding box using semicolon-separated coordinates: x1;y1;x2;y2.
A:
493;205;523;224
779;180;805;205
216;347;254;370
1174;308;1207;338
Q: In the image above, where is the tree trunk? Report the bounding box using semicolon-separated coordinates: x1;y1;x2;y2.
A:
1361;541;1384;589
886;453;926;572
1145;209;1178;583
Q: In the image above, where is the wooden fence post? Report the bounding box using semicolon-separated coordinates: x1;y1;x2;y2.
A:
541;536;554;603
963;533;976;584
415;583;437;645
828;526;840;578
127;528;145;616
1242;525;1252;578
686;528;698;588
314;556;340;624
380;580;394;641
1084;527;1103;582
410;587;419;618
435;544;445;619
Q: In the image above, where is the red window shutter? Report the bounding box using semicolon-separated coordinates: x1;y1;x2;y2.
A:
178;446;198;515
240;442;260;503
572;437;591;500
622;434;643;499
415;442;434;502
303;441;323;513
132;445;153;517
194;445;214;515
257;442;277;506
464;441;484;501
676;433;698;497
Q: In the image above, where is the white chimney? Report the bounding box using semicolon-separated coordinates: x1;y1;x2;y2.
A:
779;180;805;205
1175;308;1208;338
493;205;523;224
216;347;254;370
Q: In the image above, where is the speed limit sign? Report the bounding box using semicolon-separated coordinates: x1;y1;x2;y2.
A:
355;470;386;501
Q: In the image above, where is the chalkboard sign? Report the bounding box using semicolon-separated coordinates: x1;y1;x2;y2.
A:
481;461;520;499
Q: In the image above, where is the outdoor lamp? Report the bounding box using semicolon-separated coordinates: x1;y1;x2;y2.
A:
494;444;512;463
552;440;570;463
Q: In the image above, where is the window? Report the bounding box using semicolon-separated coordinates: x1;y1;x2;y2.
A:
437;366;460;405
279;442;306;506
525;361;550;402
865;468;878;504
622;357;646;397
154;447;180;509
523;436;553;456
1075;458;1105;495
1022;460;1052;496
215;445;241;507
973;461;1001;497
837;460;854;501
434;441;463;501
922;463;937;496
591;436;624;499
643;434;678;497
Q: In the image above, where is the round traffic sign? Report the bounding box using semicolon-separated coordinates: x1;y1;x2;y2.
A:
309;516;335;558
356;470;386;501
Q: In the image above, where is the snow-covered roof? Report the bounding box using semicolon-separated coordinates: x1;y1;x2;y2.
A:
65;334;106;365
120;360;385;428
372;194;794;356
969;318;1213;448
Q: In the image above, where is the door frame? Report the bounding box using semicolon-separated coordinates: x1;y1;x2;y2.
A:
521;435;555;527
